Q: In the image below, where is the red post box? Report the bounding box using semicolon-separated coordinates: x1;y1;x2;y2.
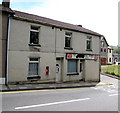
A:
46;66;49;75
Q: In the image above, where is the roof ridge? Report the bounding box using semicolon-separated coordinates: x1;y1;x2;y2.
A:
14;10;81;27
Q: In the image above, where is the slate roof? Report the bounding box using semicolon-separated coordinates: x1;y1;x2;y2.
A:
14;10;102;37
0;3;102;37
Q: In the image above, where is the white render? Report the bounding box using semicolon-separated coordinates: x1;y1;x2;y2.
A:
7;15;101;83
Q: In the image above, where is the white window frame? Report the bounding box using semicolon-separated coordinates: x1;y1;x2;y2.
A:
30;26;40;45
28;58;39;77
65;32;72;48
86;36;92;50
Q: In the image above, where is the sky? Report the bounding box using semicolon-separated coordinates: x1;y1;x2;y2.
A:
1;0;119;46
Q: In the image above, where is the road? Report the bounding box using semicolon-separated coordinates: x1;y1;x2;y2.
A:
2;75;120;111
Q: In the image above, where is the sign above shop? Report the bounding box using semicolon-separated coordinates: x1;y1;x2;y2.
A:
66;53;99;60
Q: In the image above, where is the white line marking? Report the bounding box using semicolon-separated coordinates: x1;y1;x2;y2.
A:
109;94;118;96
15;98;90;110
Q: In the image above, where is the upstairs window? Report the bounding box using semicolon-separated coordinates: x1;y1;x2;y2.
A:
101;41;104;47
65;32;72;48
30;26;39;45
86;36;92;51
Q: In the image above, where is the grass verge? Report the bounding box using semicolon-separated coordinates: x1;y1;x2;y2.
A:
101;65;120;77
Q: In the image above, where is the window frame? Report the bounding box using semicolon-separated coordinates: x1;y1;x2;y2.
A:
29;26;40;46
86;36;92;51
67;59;79;75
64;32;73;49
28;58;39;77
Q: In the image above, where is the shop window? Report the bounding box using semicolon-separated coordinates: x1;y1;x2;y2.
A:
28;58;39;77
30;26;39;45
65;32;72;49
86;36;92;51
67;60;78;74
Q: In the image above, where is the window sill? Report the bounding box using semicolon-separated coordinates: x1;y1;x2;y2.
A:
64;47;73;50
67;73;79;75
27;76;41;79
29;44;41;47
86;49;92;51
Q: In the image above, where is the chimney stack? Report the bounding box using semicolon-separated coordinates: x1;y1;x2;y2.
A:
77;25;82;27
2;0;10;8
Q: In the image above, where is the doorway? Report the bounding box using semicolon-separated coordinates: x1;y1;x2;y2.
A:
56;58;63;83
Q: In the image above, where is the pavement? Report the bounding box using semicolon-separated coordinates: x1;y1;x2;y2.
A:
1;73;119;92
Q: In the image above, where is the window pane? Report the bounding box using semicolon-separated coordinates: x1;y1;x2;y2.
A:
29;63;38;75
30;31;39;44
86;37;92;50
65;32;72;36
65;37;71;47
87;40;90;49
30;58;38;61
31;26;39;30
68;60;77;73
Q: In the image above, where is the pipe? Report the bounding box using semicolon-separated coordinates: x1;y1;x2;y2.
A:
5;14;10;85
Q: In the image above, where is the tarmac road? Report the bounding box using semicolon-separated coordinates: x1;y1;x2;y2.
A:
2;75;120;111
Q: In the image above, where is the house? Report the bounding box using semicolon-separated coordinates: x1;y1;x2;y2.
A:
0;1;102;84
107;47;113;65
100;36;109;65
0;1;14;84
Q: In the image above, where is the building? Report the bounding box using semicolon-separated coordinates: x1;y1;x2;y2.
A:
0;1;14;84
100;36;109;65
107;47;113;65
0;1;102;84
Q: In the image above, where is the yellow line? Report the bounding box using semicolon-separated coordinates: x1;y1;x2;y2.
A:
0;84;114;94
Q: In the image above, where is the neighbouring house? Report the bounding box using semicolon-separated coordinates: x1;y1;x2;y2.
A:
0;1;14;84
113;53;120;65
0;1;102;84
100;36;109;65
107;47;113;65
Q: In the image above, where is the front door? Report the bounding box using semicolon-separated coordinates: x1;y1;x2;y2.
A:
56;59;62;82
80;60;85;81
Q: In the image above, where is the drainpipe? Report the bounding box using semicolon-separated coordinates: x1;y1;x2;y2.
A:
55;27;57;82
5;14;10;85
99;36;101;82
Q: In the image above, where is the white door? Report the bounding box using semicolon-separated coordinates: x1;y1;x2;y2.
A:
56;60;62;82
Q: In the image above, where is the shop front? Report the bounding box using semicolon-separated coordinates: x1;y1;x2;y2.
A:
66;53;100;82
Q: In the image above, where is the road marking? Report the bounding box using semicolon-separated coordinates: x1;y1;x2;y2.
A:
15;98;90;110
109;94;118;96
